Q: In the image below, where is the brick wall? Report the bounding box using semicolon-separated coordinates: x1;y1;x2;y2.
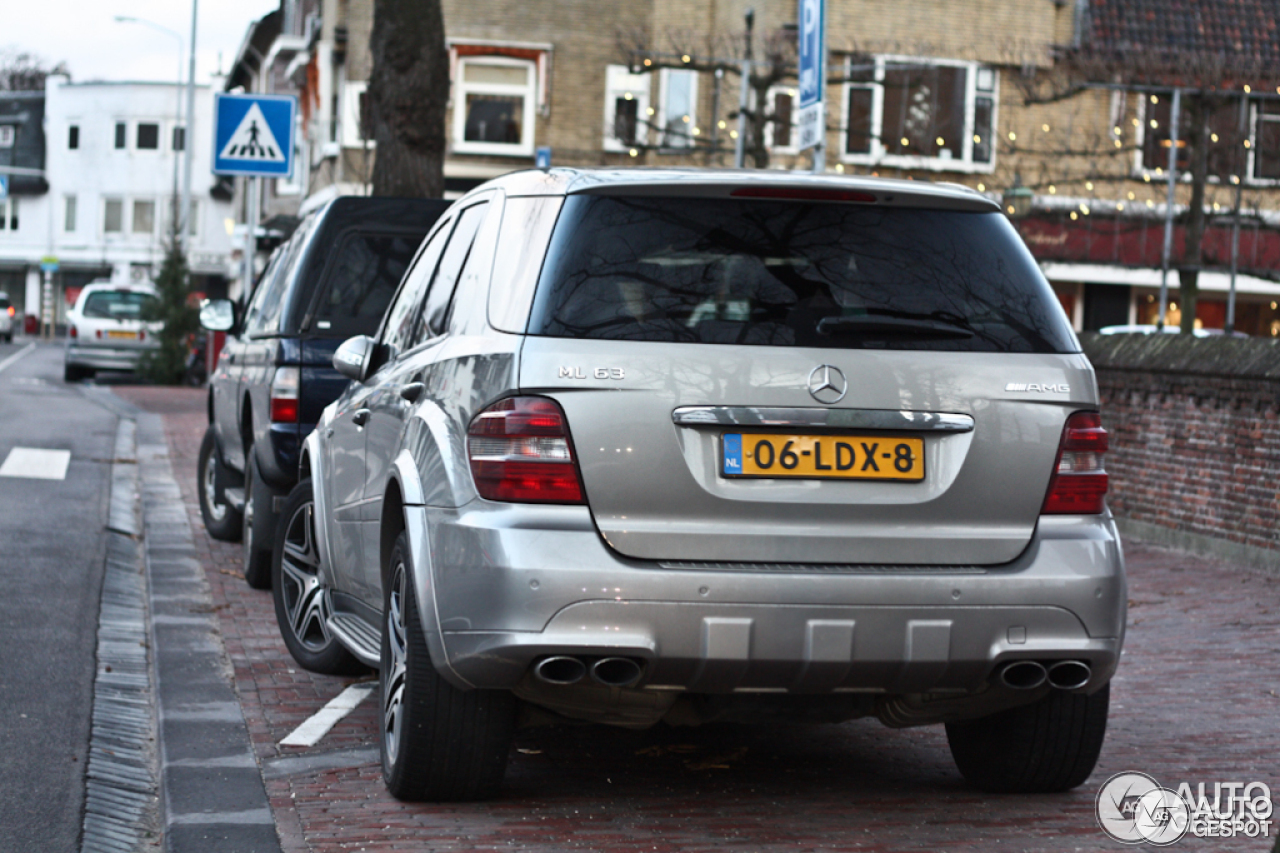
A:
1081;333;1280;558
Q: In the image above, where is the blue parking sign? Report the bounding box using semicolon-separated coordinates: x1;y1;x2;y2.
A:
213;93;296;178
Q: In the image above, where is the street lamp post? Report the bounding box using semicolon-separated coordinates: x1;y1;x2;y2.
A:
181;0;199;256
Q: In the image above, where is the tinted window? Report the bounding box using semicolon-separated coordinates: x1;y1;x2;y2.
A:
245;220;314;337
310;233;420;339
82;291;157;320
382;218;453;354
421;202;488;337
529;196;1077;353
0;296;11;309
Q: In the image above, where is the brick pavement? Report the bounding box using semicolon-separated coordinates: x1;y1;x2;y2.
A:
113;385;1280;853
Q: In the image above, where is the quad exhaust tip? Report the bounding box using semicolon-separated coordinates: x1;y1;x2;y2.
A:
1046;660;1092;690
999;660;1048;690
590;657;643;688
532;656;644;688
999;659;1092;690
533;656;587;685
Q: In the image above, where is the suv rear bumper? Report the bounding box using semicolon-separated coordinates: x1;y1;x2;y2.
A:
411;505;1126;696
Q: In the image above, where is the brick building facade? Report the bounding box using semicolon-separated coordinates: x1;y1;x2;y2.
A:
223;0;1280;335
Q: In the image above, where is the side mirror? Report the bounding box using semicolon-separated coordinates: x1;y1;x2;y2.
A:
333;334;376;382
199;299;235;332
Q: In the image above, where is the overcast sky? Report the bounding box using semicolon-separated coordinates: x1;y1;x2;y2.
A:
7;0;279;86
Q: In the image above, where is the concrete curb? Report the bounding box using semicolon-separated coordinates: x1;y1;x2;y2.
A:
1116;517;1280;574
136;412;281;853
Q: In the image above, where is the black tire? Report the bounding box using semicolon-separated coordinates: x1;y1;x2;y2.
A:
197;425;243;541
271;479;367;675
380;530;516;802
241;448;277;589
63;362;87;382
946;682;1110;793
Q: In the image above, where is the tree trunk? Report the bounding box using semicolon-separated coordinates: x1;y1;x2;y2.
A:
368;0;448;198
1178;95;1211;333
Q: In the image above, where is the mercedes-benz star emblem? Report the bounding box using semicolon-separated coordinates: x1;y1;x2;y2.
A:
807;365;847;404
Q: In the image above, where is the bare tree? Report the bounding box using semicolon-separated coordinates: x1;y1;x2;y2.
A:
616;17;795;168
0;49;69;91
1013;45;1268;332
367;0;448;197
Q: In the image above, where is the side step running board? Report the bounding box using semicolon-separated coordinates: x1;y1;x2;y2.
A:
223;487;246;514
328;613;381;667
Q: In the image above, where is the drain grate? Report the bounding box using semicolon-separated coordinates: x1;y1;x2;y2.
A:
81;420;160;853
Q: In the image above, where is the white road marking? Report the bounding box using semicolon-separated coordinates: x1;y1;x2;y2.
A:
279;684;375;747
0;447;72;480
0;342;37;375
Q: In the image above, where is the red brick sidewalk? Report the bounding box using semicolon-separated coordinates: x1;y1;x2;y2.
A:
115;385;1280;853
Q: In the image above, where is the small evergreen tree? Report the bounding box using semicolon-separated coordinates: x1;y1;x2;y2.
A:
139;239;198;385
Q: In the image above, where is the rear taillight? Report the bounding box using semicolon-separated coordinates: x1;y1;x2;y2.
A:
269;366;300;423
468;396;584;504
95;329;102;339
5;307;12;317
139;329;146;341
70;325;78;339
1042;411;1109;514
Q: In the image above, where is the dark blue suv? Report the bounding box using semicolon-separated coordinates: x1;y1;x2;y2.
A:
197;196;448;587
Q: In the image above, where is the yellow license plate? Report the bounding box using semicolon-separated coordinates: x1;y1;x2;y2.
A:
107;330;139;340
722;433;925;481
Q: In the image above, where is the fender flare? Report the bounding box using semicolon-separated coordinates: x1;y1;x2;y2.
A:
389;451;471;689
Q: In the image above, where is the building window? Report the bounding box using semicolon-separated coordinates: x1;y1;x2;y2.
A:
1251;100;1280;180
64;196;77;233
0;125;15;148
603;65;648;150
766;86;798;152
452;57;536;155
165;199;199;238
104;199;124;234
841;56;996;171
172;126;185;151
603;65;650;151
659;69;697;149
132;200;155;235
0;198;17;231
68;125;79;150
136;123;160;150
1139;93;1239;176
114;122;126;150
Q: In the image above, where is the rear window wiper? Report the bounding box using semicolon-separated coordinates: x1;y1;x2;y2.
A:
816;314;975;339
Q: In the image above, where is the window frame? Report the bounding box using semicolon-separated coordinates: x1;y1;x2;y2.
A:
0;197;17;232
131;199;156;237
64;195;77;234
135;122;161;151
765;85;800;155
451;56;537;156
839;55;997;173
103;197;125;235
658;68;699;150
68;124;79;150
602;64;651;152
0;125;14;148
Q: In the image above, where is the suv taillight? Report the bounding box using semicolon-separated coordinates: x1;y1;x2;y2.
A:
1042;411;1109;514
269;366;300;423
69;325;78;339
468;396;584;504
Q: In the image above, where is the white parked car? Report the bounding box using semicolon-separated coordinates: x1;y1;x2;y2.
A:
63;282;161;381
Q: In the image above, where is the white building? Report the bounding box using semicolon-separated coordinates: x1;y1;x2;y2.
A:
0;75;235;328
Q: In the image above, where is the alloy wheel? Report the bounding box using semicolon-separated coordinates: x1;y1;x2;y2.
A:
203;452;227;522
382;564;409;766
278;499;332;651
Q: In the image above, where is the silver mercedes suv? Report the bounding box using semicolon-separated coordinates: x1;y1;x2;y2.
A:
274;169;1125;802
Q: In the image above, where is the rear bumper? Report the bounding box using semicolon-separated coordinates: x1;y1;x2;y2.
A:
65;343;155;371
412;505;1126;696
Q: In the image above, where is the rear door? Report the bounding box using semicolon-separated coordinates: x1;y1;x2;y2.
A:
517;192;1090;567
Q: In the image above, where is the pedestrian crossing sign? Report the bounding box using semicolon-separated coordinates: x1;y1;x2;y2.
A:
213;93;296;177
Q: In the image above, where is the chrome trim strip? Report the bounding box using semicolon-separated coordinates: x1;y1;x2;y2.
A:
671;406;975;432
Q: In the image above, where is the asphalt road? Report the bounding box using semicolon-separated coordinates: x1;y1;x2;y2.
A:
0;340;121;851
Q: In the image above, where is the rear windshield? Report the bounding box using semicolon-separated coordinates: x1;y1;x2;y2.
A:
82;291;158;320
0;297;10;310
528;195;1077;353
309;232;421;339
